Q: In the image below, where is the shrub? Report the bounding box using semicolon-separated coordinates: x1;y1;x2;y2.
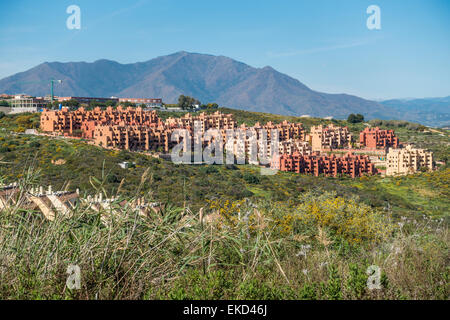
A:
293;192;395;244
201;165;218;174
326;265;343;299
29;141;41;148
346;263;367;298
347;114;364;123
243;172;260;184
106;174;119;183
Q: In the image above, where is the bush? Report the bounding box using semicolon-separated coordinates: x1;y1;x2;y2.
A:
0;146;10;152
106;174;119;183
201;165;218;174
293;192;395;244
347;114;364;123
346;264;367;298
326;265;343;300
29;141;41;148
243;172;260;184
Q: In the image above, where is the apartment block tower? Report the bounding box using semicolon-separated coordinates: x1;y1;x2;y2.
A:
165;111;236;133
359;127;399;149
40;106;161;137
275;152;376;178
386;145;433;176
309;124;352;151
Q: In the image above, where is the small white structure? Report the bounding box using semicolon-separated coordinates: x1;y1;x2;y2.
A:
119;161;130;169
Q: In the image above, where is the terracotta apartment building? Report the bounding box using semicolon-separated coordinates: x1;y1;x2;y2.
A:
93;124;174;152
166;111;236;133
40;106;161;138
359;127;399;149
274;152;377;178
309;124;352;151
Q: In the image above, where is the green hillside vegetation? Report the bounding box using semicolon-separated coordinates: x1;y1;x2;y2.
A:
0;109;448;299
0;110;448;220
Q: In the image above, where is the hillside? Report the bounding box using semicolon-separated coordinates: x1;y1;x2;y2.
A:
0;108;448;218
0;109;448;300
0;52;395;120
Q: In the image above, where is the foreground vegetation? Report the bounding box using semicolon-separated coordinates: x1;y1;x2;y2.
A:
0;109;448;299
0;173;447;299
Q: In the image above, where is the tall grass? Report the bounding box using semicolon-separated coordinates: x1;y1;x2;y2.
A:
0;169;448;300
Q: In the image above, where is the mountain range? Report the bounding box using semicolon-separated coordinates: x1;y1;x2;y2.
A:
0;51;447;126
380;97;450;127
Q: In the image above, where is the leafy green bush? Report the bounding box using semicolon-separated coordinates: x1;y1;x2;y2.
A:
243;172;260;184
347;114;364;123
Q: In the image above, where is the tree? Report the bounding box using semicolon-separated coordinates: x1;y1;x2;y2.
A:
121;101;137;108
64;99;80;110
105;100;117;107
0;111;5;119
347;113;364;123
177;95;201;110
89;100;99;109
206;103;218;109
46;101;62;109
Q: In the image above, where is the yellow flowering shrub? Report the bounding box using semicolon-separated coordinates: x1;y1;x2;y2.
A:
207;199;270;233
294;192;394;244
207;198;244;228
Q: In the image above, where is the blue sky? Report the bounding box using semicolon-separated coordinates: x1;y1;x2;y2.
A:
0;0;449;100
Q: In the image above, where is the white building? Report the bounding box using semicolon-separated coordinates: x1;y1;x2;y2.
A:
386;145;433;176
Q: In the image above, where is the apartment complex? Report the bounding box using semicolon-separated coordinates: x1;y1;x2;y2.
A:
275;152;376;178
309;124;352;151
386;145;433;176
40;107;309;158
40;106;161;137
7;95;47;113
93;124;173;152
278;140;312;156
41;107;435;178
360;127;399;149
254;120;305;141
166;111;237;133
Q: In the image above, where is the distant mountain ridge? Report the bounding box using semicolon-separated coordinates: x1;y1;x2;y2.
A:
0;51;446;126
380;97;450;127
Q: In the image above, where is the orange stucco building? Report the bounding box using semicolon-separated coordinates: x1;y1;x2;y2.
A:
275;152;377;178
40;106;161;138
359;127;399;149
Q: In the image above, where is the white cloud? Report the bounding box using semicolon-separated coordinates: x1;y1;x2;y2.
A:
267;37;383;58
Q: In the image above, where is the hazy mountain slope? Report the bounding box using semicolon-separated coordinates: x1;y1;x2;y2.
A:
381;97;450;127
0;51;400;120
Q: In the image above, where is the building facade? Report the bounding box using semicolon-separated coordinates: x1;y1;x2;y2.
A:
386;145;433;176
309;124;352;151
274;152;376;178
360;127;399;149
9;95;46;113
40;106;161;137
